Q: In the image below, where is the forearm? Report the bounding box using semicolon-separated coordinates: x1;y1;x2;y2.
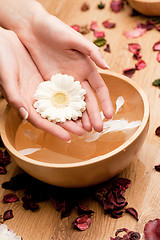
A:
0;0;45;33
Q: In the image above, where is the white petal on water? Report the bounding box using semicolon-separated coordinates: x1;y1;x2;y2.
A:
85;132;101;142
115;96;125;113
102;119;128;134
18;148;41;156
121;120;141;130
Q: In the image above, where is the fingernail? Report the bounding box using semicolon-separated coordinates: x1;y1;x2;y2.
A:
103;59;110;69
66;140;71;143
19;107;28;120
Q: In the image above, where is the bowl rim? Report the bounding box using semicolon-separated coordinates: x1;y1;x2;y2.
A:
0;71;150;169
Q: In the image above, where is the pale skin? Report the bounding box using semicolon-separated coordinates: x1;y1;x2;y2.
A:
0;0;113;141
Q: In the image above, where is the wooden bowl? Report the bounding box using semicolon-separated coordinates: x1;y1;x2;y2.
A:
0;72;150;188
128;0;160;16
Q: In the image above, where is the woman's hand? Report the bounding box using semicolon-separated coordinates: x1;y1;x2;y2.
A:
0;27;85;141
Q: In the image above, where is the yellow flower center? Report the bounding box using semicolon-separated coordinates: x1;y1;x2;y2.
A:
52;91;69;107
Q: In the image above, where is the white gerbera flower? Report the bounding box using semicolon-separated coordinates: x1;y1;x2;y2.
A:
0;224;21;240
34;74;86;123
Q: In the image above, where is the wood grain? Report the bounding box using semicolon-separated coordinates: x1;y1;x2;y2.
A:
0;0;160;239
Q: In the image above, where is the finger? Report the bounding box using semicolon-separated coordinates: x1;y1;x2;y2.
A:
88;70;113;119
81;110;92;132
81;80;103;132
69;30;110;69
29;107;71;141
58;120;84;136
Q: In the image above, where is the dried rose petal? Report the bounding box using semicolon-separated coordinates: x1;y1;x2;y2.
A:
157;51;160;62
104;44;111;53
144;218;160;240
153;41;160;51
124;28;146;39
3;193;19;203
71;25;80;32
0;166;7;174
90;21;98;31
0;156;11;167
110;0;124;13
137;21;155;31
155;164;160;171
156;25;160;31
111;210;124;218
128;43;141;54
125;207;139;221
78;201;95;215
3;209;14;221
123;68;136;78
155;126;160;137
94;31;105;38
115;228;128;236
81;2;90;11
133;52;142;60
153;79;160;87
73;214;92;231
135;59;146;70
93;38;106;47
103;20;116;28
22;195;39;211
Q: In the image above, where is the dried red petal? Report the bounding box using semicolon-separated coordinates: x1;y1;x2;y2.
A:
124;27;146;39
22;195;39;211
0;166;7;174
90;21;98;31
133;52;142;60
3;209;14;221
128;43;141;54
155;126;160;137
110;0;124;13
111;210;124;218
144;218;160;240
125;207;139;221
157;52;160;62
3;193;19;203
81;2;90;11
73;214;92;231
115;228;128;236
78;201;95;215
103;20;116;28
79;25;90;34
113;178;131;190
94;31;105;38
155;164;160;171
135;59;146;70
71;25;80;32
123;68;136;78
153;41;160;51
104;44;111;53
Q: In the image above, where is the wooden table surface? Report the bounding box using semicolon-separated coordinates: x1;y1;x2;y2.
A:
1;0;160;239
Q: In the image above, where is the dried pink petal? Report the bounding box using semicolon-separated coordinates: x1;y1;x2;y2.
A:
3;193;19;203
94;31;105;38
111;210;124;218
144;218;160;240
124;28;146;39
3;209;14;221
155;126;160;137
103;20;116;28
135;59;146;70
22;195;39;211
115;228;128;236
125;207;139;221
153;41;160;51
73;214;92;231
90;21;98;31
157;52;160;62
71;25;80;32
104;44;111;53
128;43;141;54
110;0;124;13
123;68;136;78
133;52;142;60
78;201;95;215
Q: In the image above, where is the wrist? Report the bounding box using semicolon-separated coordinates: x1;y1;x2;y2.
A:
0;0;46;36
